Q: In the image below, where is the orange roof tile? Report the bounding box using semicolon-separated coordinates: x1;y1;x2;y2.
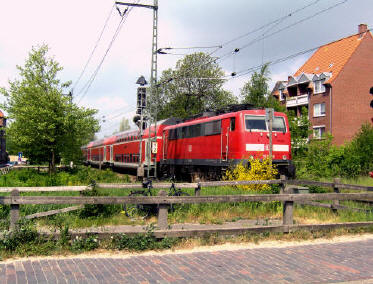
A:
294;33;370;83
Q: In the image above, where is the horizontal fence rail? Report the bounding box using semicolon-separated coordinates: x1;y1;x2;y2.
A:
2;193;373;205
97;180;282;189
0;186;89;193
2;178;373;236
97;182;199;189
287;180;373;191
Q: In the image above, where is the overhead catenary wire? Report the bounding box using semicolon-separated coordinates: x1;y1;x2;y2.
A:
76;10;130;104
158;0;322;60
155;0;345;88
76;1;141;105
221;0;321;47
231;24;371;80
99;108;137;133
168;26;373;83
104;105;136;122
217;0;349;63
72;3;115;92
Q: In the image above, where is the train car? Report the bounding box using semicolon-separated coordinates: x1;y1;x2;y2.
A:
0;110;9;166
82;105;295;179
82;118;180;172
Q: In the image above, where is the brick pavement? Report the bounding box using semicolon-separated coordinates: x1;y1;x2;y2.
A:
1;238;373;283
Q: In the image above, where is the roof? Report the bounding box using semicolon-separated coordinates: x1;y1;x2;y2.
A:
294;32;371;84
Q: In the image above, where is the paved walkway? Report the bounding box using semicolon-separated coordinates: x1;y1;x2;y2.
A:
1;238;373;283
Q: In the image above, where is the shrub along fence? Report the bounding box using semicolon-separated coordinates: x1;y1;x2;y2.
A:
1;178;373;238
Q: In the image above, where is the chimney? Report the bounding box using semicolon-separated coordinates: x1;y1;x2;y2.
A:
358;24;367;38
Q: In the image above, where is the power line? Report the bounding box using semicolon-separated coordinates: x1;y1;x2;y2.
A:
99;108;137;132
224;28;368;81
102;105;135;119
76;2;139;105
171;26;372;83
159;45;222;51
104;105;136;122
72;4;115;91
221;0;321;47
218;0;348;62
155;0;332;87
158;0;321;61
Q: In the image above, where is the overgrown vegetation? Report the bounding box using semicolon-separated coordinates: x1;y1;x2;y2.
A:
296;124;373;179
0;166;129;187
1;217;372;261
0;221;179;259
0;164;371;259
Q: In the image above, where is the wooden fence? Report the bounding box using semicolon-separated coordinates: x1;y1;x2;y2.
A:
1;178;373;237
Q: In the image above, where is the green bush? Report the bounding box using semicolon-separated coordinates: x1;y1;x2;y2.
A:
71;234;99;252
112;231;178;251
348;124;373;175
0;220;39;251
302;124;373;178
0;167;130;187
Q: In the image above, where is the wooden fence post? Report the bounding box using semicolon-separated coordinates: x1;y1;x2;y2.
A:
280;175;287;194
282;184;294;230
157;190;168;230
10;189;20;231
194;181;201;196
332;178;341;212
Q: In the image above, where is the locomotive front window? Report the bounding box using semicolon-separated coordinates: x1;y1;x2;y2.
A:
273;117;286;132
245;115;287;132
245;115;266;131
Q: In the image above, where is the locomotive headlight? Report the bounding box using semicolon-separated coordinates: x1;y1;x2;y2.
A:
282;155;287;160
249;155;254;160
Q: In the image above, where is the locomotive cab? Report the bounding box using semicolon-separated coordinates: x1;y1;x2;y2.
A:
241;110;294;177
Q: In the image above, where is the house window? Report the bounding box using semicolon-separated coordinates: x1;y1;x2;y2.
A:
313;79;326;94
313;103;325;117
313;126;325;139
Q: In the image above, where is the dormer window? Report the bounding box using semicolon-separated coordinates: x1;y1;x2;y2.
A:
313;78;326;94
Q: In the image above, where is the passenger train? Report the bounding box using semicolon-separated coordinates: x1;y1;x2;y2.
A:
82;105;295;179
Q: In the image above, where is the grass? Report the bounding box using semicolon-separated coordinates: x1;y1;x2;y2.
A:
0;167;372;259
0;168;372;230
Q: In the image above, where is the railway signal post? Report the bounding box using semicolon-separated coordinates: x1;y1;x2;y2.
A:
265;108;274;164
116;0;159;179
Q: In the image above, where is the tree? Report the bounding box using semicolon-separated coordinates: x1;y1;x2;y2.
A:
287;107;311;157
156;52;237;119
240;64;285;112
1;45;99;172
119;117;130;132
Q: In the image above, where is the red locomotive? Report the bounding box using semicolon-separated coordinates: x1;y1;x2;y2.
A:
82;105;295;179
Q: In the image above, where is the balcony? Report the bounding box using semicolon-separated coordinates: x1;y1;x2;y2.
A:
286;94;309;108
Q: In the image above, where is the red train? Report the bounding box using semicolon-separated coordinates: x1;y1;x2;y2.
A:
82;105;295;179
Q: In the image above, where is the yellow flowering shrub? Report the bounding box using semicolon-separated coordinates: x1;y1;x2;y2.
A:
225;158;278;192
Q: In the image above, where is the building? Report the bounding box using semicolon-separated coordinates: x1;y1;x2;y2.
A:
272;24;373;145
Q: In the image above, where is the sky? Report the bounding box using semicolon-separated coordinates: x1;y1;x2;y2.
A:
0;0;372;138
